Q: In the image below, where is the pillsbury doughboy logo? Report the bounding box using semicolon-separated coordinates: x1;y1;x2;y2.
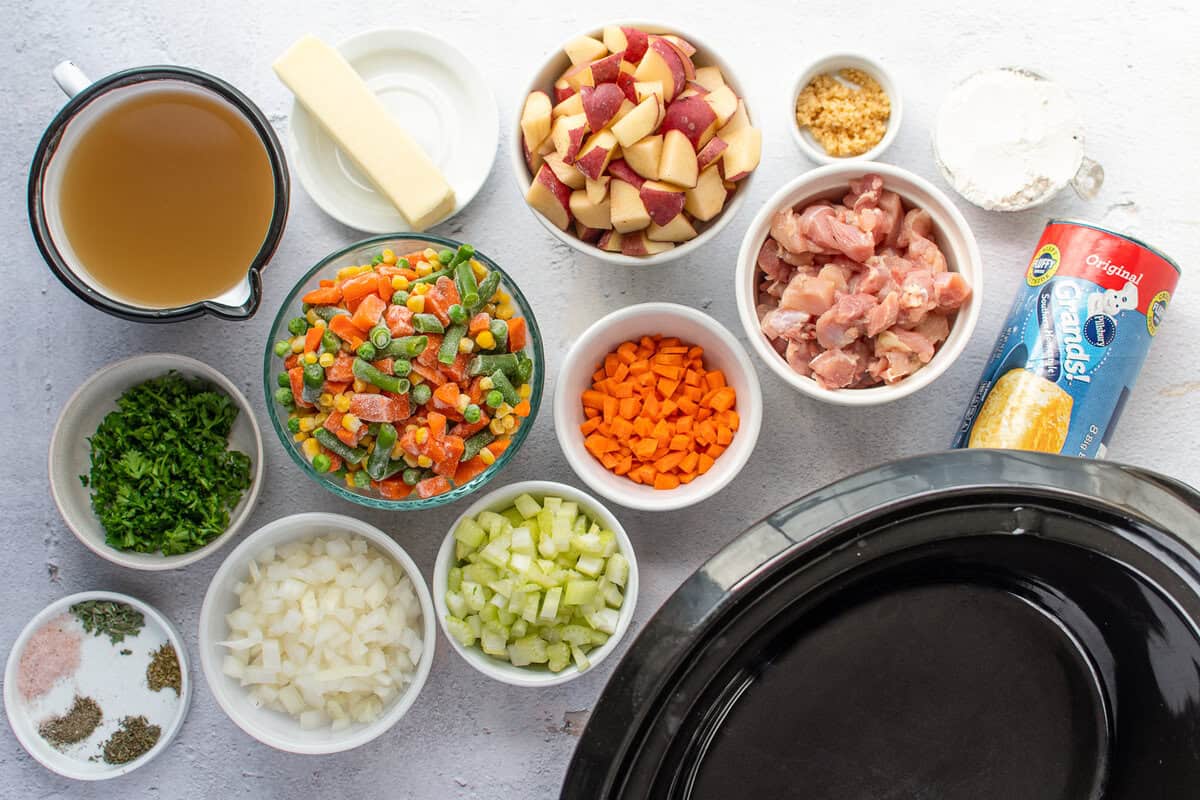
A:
1082;280;1137;347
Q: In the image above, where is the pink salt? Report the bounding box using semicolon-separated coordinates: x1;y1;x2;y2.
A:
18;614;82;700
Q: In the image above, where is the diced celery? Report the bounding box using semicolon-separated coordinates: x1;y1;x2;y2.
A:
525;516;540;537
497;608;517;627
559;501;578;524
447;566;463;592
576;554;605;577
563;579;600;607
570;643;590;671
444;615;477;647
454;517;487;548
537;533;557;558
507;587;527;614
487;578;514;598
479;540;510;569
586;607;619;635
561;625;593;646
509;552;533;574
571;532;604;555
543;496;562;512
462;581;487;612
481;623;509;656
602;582;623;608
524;564;558;589
599;531;617;557
513;493;542;519
522;593;541;623
511;618;528;640
479;604;499;624
605;553;629;587
539;586;563;621
462;563;499;585
500;507;525;527
547;641;570;672
540;625;562;644
510;527;535;555
466;614;482;638
445;590;468;618
537;509;554;539
572;514;588;535
489;592;507;609
455;541;473;562
589;628;610;646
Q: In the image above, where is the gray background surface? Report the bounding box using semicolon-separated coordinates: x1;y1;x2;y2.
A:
3;0;1198;797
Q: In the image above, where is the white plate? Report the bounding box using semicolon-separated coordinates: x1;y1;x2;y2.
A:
288;28;498;233
4;591;191;781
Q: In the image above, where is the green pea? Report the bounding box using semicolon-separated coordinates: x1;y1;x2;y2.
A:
464;404;482;424
410;383;432;406
402;468;422;486
392;290;410;306
371;254;384;265
393;359;412;378
273;340;290;358
301;302;313;313
356;341;377;362
438;248;455;264
485;390;503;408
303;363;325;389
352;470;372;489
322;331;341;353
397;258;410;270
287;316;309;336
448;303;468;325
274;387;295;407
287;417;301;434
312;453;332;473
277;372;290;388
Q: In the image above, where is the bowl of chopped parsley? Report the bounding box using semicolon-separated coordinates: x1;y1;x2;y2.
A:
49;354;264;570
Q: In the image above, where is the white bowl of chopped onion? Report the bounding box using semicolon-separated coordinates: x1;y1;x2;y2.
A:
433;480;638;687
198;513;435;754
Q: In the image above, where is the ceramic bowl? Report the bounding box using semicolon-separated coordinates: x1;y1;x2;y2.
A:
433;480;638;687
198;512;436;754
734;163;982;406
790;52;901;164
48;353;263;570
553;303;762;511
511;21;759;266
263;233;544;510
4;590;192;780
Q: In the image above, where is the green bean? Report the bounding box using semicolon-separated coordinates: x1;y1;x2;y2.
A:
448;243;475;268
366;423;398;480
515;355;534;385
411;267;452;286
439;323;466;364
312;305;347;322
322;330;341;354
413;313;445;334
410;382;432;406
488;319;509;351
490;369;521;406
370;325;391;349
352;358;409;394
312;428;366;464
380;335;428;359
460;430;497;462
455;261;479;309
301;382;323;406
468;353;519;377
468;271;502;314
392;358;412;378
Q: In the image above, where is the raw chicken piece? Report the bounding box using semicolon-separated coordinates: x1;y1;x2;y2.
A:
865;292;900;336
760;308;812;341
781;274;836;315
810;348;861;389
871;350;923;383
757;239;791;281
898;269;937;326
844;174;883;211
914;312;951;345
933;271;972;311
814;293;878;349
818;263;852;294
858;258;899;297
878;191;904;247
771;204;830;254
897;208;933;248
785;340;820;377
877;327;936;363
898;208;948;273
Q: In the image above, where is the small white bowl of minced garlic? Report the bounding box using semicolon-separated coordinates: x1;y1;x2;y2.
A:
791;53;901;164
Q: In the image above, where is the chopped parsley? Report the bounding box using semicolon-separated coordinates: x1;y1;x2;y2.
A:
81;372;252;555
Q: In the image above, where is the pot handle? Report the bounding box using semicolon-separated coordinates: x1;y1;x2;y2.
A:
53;60;92;98
202;271;262;321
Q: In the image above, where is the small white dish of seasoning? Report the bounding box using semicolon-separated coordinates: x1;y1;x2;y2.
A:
791;53;901;164
3;591;191;781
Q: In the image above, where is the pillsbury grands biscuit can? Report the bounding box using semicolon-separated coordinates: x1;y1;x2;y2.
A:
953;220;1180;458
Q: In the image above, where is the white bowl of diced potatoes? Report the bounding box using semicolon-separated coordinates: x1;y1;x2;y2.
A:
434;480;638;687
198;513;435;754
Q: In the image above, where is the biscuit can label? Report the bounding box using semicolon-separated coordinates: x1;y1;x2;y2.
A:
953;220;1180;458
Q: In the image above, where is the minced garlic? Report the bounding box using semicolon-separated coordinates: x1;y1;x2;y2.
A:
795;68;891;157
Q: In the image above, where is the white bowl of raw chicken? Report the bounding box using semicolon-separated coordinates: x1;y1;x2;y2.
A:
734;162;981;405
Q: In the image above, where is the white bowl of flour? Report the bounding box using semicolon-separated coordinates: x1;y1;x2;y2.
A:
933;67;1103;211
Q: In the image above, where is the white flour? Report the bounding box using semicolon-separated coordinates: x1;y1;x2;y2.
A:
934;68;1084;211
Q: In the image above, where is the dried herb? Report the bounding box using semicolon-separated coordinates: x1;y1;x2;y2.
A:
81;372;252;555
146;644;181;695
70;600;145;644
39;696;102;747
101;715;161;764
120;649;132;656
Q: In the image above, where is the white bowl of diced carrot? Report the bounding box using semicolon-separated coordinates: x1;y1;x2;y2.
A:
553;302;762;511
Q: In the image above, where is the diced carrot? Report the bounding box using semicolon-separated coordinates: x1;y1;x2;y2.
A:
427;411;447;440
655;451;684;473
513;399;532;418
585;434;618;456
708;387;737;413
669;434;690;451
341;273;379;305
507;317;527;352
697;453;715;474
302;285;342;305
304;326;324;353
454;455;489;485
288;368;312;408
351;293;387;331
680;451;700;473
468;312;491;335
371;358;394;375
717;425;733;446
581;390;607;410
377;273;393;302
319;278;335;288
415;476;452;498
375;477;414;500
619;396;641;418
385;305;415;337
326;352;355;382
602;395;618;424
410;361;445;386
580;417;602;435
283;354;300;370
654;473;680;490
450;413;491;438
329;315;366;350
705;370;727;390
706;444;726;459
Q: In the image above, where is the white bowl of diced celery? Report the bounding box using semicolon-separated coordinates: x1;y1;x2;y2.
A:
433;480;637;687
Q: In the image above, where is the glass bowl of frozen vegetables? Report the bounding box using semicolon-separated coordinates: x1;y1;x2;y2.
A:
263;234;544;509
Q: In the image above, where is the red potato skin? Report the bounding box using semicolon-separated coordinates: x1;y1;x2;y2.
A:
554;80;575;104
606;159;646;189
588;51;624;84
531;164;573;229
581;83;626;131
696;137;728;170
646;38;687;99
639;184;686;226
621;231;649;257
655;36;696;79
661;95;719;149
575;222;604;244
615;71;638;104
574;141;613;180
620;27;649;62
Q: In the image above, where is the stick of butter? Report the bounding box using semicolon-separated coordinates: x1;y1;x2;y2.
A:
274;35;456;231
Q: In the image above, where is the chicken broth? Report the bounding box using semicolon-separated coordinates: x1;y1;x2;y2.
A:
57;86;274;309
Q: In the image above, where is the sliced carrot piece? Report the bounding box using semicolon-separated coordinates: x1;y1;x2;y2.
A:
304;326;323;353
302;285;342;305
507;317;527;353
654;473;680;490
329;315;366;350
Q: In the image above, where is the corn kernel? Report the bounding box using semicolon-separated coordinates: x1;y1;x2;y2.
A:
362;383;380;394
455;394;470;413
353;379;367;393
336;265;359;281
479;377;494;390
415;427;429;444
414;282;432;296
415;261;434;277
391;275;409;291
458;337;475;354
475;330;496;350
342;413;362;433
391;441;406;459
495;290;511;303
403;454;419;468
315;412;329;424
470;259;487;280
318;352;335;368
423;248;439;261
334;394;351;413
495;403;513;419
357;264;374;275
299;417;318;432
518;383;532;399
410;372;424;385
305;309;320;326
479;446;496;466
503;415;517;432
345;472;356;488
382;249;397;265
417;454;433;468
318;393;334;408
301;437;320;458
294;432;310;444
290;337;305;353
489;418;506;435
496;304;516;320
303;352;318;365
406;295;426;313
312;317;326;329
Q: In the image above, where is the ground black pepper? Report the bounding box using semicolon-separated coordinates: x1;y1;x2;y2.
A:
146;644;182;695
101;715;161;764
38;695;102;748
